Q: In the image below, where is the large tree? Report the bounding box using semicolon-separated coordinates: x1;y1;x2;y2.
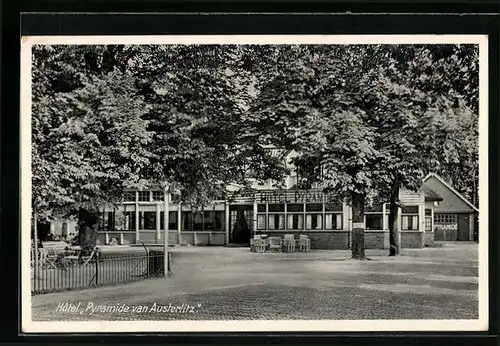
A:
32;45;153;251
32;44;290;250
249;44;478;257
249;45;385;259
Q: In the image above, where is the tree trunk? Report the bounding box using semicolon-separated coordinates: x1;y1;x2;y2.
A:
78;208;101;256
388;185;400;256
351;192;366;259
472;167;478;207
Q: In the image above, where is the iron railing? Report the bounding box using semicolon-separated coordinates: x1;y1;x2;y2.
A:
30;248;165;295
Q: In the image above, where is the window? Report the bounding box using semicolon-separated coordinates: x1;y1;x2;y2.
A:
268;214;285;230
366;203;383;230
306;204;323;212
325;213;342;230
102;211;115;231
204;210;225;231
287;214;304;230
257;204;266;212
425;216;432;231
160;211;178;230
257;214;266;230
214;211;225;231
287;204;304;212
182;211;193;231
141;211;156;230
402;215;419;230
434;213;457;224
401;205;419;230
425;208;432;216
123;211;136;230
402;206;419;214
306;214;322;229
152;191;164;201
124;192;135;202
138;191;150;202
268;204;285;212
180;210;224;231
193;211;203;231
203;211;215;230
325;203;343;212
366;214;383;230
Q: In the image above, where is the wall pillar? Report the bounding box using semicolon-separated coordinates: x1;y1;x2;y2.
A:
348;202;353;248
253;198;258;237
397;206;402;249
419;201;425;247
178;203;182;244
469;213;474;241
105;232;109;245
135;195;140;244
382;203;389;249
156;203;161;244
342;201;349;232
225;201;230;245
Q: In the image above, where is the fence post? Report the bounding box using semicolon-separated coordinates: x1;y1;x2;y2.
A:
95;250;99;286
168;252;171;273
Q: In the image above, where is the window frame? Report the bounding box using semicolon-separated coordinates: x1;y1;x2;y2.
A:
324;213;343;230
287;213;305;230
401;205;419;231
365;213;383;231
152;191;165;202
138;191;151;202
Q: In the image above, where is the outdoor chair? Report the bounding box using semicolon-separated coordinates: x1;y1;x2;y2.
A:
283;234;296;252
250;235;260;252
62;247;80;267
252;235;267;253
31;248;48;268
268;237;283;253
44;248;60;269
81;246;98;266
298;235;311;252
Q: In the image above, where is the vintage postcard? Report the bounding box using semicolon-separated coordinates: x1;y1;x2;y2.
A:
21;35;488;333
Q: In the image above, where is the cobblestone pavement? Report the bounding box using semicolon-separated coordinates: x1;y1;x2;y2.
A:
31;242;479;321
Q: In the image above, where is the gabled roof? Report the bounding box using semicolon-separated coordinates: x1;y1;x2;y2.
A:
422;185;443;202
423;173;479;213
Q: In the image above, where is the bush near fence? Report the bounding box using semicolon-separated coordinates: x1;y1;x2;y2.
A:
31;249;165;295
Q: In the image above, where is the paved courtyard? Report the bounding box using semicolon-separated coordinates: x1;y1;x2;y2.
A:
31;242;479;321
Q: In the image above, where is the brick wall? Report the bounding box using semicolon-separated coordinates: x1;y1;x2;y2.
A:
364;232;385;249
158;231;179;245
264;231;350;249
424;231;434;247
138;231;156;244
401;231;423;248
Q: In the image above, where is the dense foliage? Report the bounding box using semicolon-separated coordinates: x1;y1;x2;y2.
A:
32;44;479;255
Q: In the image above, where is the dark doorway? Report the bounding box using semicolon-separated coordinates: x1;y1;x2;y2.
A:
32;221;51;241
457;214;470;241
229;205;253;245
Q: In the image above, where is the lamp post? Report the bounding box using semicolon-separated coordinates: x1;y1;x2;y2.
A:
163;184;170;278
33;212;38;279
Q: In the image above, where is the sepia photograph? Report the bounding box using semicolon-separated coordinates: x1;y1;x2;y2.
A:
20;35;488;333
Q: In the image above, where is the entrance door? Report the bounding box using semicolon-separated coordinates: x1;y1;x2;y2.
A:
229;205;254;244
457;214;470;241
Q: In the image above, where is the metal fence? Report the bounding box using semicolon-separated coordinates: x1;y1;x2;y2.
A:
31;249;165;295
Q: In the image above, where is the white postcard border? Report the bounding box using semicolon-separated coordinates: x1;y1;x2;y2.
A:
21;34;489;333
